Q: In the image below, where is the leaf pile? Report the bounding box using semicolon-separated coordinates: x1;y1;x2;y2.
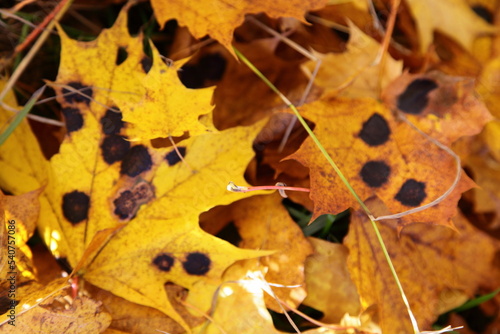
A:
1;0;500;333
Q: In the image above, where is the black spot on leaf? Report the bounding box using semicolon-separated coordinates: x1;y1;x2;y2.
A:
132;181;154;204
62;191;90;224
359;113;391;146
140;56;152;73
120;145;153;177
61;107;84;133
397;79;438;115
100;109;124;135
62;82;93;105
153;253;175;272
165;147;186;166
101;135;131;164
395;179;427;207
182;252;211;275
360;160;391;188
115;47;128;65
113;190;136;219
472;5;493;23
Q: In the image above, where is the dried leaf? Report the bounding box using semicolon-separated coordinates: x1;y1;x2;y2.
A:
345;199;500;333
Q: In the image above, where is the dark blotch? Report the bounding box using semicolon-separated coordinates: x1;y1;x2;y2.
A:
397;79;438;115
120;145;153;177
140;56;152;73
62;191;90;224
132;181;154;203
61;107;84;133
360;160;391;188
153;253;175;272
116;47;128;66
472;5;493;23
395;179;427;207
165;146;186;166
100;109;124;135
113;190;136;219
62;82;93;105
101;135;131;165
182;252;211;275
359;113;391;146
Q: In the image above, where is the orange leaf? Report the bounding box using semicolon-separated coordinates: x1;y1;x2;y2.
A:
151;0;327;53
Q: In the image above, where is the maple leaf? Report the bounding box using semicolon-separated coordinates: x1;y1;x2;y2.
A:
344;198;500;333
0;189;42;280
289;71;490;229
150;0;327;53
191;194;312;333
405;0;496;53
302;237;360;323
0;8;275;331
302;22;403;98
55;6;214;140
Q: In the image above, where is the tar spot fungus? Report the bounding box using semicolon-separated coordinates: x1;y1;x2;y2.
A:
132;181;154;204
182;252;211;276
62;191;90;224
100;109;124;135
101;135;131;165
360;160;391;188
61;107;84;133
113;190;137;219
397;79;438;115
62;82;93;105
395;179;427;207
120;145;153;177
140;56;152;73
153;253;175;272
359;113;391;146
165;147;187;166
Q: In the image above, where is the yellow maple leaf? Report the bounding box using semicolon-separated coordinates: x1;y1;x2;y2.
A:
54;6;214;140
151;0;327;53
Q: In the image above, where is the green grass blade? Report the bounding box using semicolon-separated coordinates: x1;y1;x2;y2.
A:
0;85;46;147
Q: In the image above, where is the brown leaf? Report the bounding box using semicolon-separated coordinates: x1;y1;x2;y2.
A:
303;237;361;323
345;198;500;333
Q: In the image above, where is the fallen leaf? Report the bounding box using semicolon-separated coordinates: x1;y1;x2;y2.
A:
1;295;111;334
0;189;42;280
345;199;500;333
231;194;313;311
55;7;214;140
303;22;403;99
150;0;327;53
289;91;476;228
303;237;360;323
406;0;496;53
